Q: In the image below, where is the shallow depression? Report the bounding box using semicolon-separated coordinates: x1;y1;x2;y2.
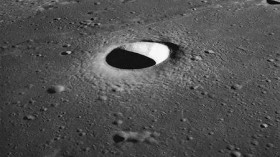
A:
105;42;170;70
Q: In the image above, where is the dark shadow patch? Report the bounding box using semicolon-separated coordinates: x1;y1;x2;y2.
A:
267;0;280;4
105;48;156;69
47;88;57;94
61;52;70;55
113;134;126;143
126;138;140;143
160;41;181;60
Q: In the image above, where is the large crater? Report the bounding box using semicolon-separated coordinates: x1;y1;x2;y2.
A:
105;42;170;70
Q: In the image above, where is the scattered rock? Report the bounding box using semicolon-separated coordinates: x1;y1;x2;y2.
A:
191;55;203;61
29;99;36;104
112;131;158;144
24;115;36;120
58;125;65;130
98;95;108;101
226;145;235;150
189;85;199;90
230;151;242;157
113;120;123;126
260;123;268;128
82;147;91;152
79;132;86;136
267;58;275;62
40;107;48;112
151;132;160;138
204;50;215;54
62;44;71;47
50;103;59;107
251;140;259;146
180;118;188;122
186;135;194;141
47;85;66;94
93;2;101;5
61;51;72;55
231;84;243;90
266;143;274;148
53;17;61;21
26;84;34;89
112;112;123;117
111;85;124;92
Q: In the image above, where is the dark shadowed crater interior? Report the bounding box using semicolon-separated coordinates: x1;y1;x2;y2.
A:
105;48;156;69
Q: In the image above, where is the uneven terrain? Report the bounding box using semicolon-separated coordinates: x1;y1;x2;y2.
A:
1;0;280;157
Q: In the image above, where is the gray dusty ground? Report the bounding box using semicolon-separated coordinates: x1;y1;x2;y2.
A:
1;0;280;157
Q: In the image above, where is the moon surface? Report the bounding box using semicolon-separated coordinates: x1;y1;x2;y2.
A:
1;0;280;157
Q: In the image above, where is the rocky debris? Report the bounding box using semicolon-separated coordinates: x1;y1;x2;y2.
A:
50;103;59;107
267;58;275;62
113;131;159;144
23;115;36;120
191;55;203;61
61;51;72;55
112;120;123;126
47;85;66;94
231;84;243;90
111;85;124;92
230;151;242;157
40;107;48;112
204;50;215;54
266;143;274;148
98;95;108;101
189;85;200;90
260;123;269;128
62;44;71;48
79;19;101;28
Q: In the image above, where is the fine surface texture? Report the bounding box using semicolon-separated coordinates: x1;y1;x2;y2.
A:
1;0;280;157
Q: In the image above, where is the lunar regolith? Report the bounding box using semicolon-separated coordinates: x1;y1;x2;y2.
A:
1;0;280;157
